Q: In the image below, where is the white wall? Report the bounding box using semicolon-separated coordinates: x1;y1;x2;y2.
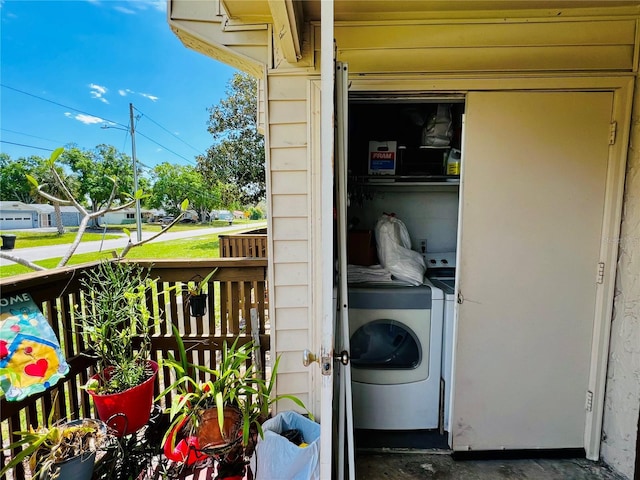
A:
600;77;640;480
348;188;459;253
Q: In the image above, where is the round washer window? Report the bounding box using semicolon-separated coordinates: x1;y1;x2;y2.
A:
350;319;421;369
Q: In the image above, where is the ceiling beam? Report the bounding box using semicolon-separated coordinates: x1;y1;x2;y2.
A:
267;0;302;63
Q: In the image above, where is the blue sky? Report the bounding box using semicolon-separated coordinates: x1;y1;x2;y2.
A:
0;0;238;170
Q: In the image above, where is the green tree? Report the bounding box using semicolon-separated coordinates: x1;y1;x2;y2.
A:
0;153;38;203
149;163;216;219
61;144;135;224
197;72;265;205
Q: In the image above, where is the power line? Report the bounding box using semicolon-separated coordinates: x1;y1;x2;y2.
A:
0;140;53;152
0;84;129;129
2;84;203;166
134;106;204;155
135;129;197;165
1;128;64;145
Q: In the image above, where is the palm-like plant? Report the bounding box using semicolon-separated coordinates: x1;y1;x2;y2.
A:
159;326;310;463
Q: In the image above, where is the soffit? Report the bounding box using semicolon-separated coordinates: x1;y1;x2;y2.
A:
222;0;640;24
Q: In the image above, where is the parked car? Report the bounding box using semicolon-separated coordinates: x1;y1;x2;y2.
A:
181;210;199;223
161;216;175;225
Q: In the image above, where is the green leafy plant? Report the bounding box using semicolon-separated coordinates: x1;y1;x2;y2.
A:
0;406;110;479
78;260;160;394
158;326;311;458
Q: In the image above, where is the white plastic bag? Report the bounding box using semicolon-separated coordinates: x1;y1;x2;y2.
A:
374;214;426;285
250;411;320;480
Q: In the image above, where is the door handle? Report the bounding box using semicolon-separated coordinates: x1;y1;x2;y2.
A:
302;349;350;372
302;349;318;367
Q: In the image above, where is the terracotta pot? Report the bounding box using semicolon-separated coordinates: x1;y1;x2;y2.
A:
88;360;158;437
196;406;243;452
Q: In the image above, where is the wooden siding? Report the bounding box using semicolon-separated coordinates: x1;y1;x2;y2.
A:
312;18;638;74
265;75;312;407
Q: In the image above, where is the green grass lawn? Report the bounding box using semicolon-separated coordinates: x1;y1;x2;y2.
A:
0;231;242;278
0;230;121;248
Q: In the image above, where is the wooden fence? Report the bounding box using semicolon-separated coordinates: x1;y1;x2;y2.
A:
0;258;269;479
218;233;268;259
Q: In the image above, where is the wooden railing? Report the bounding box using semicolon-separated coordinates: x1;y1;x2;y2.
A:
0;258;269;479
218;232;268;259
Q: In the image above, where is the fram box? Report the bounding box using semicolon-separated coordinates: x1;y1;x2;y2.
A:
368;141;397;175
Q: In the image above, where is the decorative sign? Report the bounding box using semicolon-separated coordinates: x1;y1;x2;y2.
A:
0;293;69;401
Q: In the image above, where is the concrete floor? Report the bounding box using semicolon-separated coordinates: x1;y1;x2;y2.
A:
356;451;626;480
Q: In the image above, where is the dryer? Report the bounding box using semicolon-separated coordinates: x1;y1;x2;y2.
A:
348;283;443;430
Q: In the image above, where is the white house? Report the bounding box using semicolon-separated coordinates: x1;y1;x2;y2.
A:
168;2;640;478
0;201;54;229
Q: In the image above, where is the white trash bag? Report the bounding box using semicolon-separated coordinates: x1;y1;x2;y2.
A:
374;214;426;285
250;411;320;480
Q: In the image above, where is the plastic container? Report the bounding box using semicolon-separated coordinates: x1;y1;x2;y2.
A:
446;148;461;175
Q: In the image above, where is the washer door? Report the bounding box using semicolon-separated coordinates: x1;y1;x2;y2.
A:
351;319;421;369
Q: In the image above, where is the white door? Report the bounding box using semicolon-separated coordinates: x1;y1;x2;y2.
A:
453;91;612;451
334;61;356;480
317;3;355;479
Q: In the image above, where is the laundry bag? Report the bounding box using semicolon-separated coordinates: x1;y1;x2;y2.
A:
375;213;426;285
250;411;320;480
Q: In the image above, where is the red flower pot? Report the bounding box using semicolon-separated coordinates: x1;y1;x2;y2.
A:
88;360;158;437
164;416;207;466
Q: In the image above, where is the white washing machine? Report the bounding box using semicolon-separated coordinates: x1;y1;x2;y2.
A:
425;251;457;434
348;283;443;430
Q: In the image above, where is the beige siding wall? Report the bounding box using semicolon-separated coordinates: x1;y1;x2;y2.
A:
266;74;314;411
315;18;638;74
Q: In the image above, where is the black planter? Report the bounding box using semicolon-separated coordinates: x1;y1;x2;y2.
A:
189;294;208;317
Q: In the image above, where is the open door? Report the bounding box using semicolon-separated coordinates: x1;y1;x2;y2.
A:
452;90;613;452
316;2;355;479
333;61;356;480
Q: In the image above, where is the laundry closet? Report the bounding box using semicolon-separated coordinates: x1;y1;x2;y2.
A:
344;96;464;447
340;80;624;454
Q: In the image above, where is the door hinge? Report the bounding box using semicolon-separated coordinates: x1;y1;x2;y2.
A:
609;122;617;145
596;262;605;284
585;390;594;412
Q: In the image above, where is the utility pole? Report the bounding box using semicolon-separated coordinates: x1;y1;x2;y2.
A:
129;103;142;242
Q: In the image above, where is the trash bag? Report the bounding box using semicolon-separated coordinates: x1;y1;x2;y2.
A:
374;214;426;285
250;411;320;480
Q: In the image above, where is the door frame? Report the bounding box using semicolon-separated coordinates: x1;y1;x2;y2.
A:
337;74;633;459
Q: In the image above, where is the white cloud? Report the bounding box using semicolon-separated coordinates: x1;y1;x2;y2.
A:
65;112;104;125
114;5;135;15
140;92;159;102
131;0;166;12
89;83;109;104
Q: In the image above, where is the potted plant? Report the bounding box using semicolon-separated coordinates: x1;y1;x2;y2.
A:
158;327;310;478
186;268;218;317
0;409;110;480
79;260;163;436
